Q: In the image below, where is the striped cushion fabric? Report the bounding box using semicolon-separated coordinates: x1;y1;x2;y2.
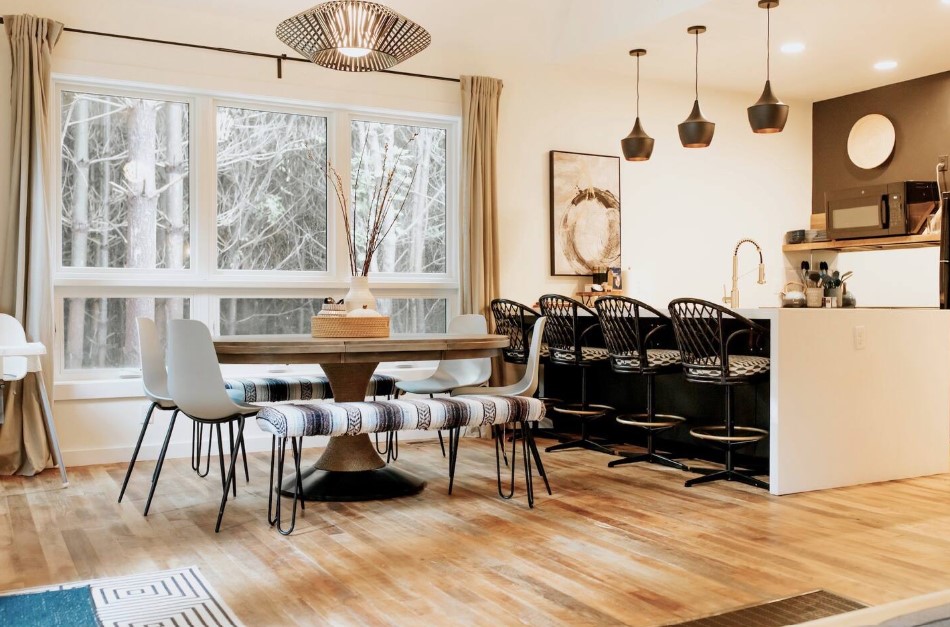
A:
224;373;398;403
686;355;770;379
256;395;545;438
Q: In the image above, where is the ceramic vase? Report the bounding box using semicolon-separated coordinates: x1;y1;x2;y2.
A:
344;275;377;312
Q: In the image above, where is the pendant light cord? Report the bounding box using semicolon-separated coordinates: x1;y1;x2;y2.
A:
766;5;771;81
636;53;641;117
694;30;699;100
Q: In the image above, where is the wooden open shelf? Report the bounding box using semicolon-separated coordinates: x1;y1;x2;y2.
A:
782;233;941;253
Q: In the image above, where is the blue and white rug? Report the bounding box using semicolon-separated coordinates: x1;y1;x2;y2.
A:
0;566;243;627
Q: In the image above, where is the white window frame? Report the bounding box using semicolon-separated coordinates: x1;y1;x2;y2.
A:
51;75;462;385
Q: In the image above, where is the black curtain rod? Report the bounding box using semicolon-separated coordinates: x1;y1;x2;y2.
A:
0;16;460;84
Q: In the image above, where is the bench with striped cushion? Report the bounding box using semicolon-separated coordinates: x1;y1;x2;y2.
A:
223;373;399;403
256;395;544;438
260;394;548;534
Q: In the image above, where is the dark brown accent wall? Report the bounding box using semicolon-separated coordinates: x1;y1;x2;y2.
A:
812;71;950;212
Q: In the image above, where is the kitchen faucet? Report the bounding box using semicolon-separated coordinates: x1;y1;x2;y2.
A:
723;239;765;309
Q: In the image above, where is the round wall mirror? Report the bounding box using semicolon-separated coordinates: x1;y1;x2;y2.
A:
847;114;895;169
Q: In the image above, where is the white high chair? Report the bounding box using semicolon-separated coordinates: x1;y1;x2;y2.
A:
0;314;67;486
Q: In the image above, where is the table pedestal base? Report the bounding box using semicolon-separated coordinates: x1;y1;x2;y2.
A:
279;432;426;501
281;464;425;501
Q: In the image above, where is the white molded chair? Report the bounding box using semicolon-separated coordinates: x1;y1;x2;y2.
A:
0;314;67;486
118;318;180;504
395;314;492;456
453;317;551;502
165;320;261;532
120;317;249;507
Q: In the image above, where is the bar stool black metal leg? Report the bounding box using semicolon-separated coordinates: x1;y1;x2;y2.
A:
119;402;157;503
143;409;178;516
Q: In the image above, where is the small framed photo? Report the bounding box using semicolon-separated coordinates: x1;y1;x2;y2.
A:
608;267;622;291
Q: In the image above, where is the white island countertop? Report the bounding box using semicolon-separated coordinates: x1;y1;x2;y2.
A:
739;307;950;495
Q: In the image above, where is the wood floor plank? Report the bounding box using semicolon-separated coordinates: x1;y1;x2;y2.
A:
1;439;950;626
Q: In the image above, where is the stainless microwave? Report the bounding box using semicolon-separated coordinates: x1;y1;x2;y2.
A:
825;181;939;240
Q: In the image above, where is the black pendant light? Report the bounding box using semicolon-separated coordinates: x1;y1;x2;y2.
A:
621;49;654;161
748;0;789;133
678;26;715;148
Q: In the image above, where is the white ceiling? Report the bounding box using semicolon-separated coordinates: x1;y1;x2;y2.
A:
130;0;950;101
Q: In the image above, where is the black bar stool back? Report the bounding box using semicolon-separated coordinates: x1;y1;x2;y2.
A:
595;296;687;471
668;298;770;490
537;294;614;456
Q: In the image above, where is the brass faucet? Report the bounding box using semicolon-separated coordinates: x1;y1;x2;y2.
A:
723;239;765;309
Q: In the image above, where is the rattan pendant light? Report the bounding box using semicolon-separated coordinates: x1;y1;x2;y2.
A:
748;0;789;133
276;1;431;72
678;26;715;148
621;49;655;162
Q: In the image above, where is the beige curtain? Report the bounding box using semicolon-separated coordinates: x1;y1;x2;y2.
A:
460;76;503;318
0;15;62;475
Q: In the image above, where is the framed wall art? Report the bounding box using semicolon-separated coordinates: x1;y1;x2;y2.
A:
549;150;621;276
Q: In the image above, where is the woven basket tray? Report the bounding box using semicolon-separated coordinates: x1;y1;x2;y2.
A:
311;315;390;338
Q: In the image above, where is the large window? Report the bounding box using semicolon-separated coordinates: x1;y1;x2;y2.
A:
55;82;459;379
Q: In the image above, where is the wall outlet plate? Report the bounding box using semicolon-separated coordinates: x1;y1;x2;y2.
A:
938;155;949;172
853;325;867;350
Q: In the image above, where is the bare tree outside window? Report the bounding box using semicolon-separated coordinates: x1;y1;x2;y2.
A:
217;107;328;271
219;298;324;336
58;86;457;373
61;91;191;368
350;121;446;275
62;298;190;369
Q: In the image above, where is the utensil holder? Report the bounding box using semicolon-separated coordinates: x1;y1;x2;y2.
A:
824;287;842;307
805;287;824;308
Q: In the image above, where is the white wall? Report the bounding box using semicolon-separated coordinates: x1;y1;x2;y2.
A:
2;1;813;465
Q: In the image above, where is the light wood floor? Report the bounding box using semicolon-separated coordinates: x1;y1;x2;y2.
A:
2;438;950;626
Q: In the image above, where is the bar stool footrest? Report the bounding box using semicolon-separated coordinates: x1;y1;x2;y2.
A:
690;425;768;444
616;412;685;430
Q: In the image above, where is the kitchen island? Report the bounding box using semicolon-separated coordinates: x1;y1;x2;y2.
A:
543;306;950;495
748;307;950;495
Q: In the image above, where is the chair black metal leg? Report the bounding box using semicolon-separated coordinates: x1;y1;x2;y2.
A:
143;409;178;516
239;426;250;483
118;402;157;503
216;424;226;493
191;421;201;472
215;416;245;533
227;422;237;496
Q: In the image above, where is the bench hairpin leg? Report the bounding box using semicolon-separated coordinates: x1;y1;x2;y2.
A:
447;427;461;494
267;436;278;526
290;437;304;512
196;423;213;477
521;421;535;508
526;423;551;496
494;424;517;500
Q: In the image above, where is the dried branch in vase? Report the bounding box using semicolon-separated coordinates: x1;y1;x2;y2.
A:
319;133;419;277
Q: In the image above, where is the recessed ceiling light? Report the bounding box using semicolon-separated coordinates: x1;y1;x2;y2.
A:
874;60;898;70
780;42;805;54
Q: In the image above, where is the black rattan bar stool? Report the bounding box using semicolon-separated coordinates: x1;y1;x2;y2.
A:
490;299;564;445
595;296;688;471
668;298;770;490
538;294;615;455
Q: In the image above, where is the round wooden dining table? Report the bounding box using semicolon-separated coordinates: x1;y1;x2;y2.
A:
213;333;507;501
